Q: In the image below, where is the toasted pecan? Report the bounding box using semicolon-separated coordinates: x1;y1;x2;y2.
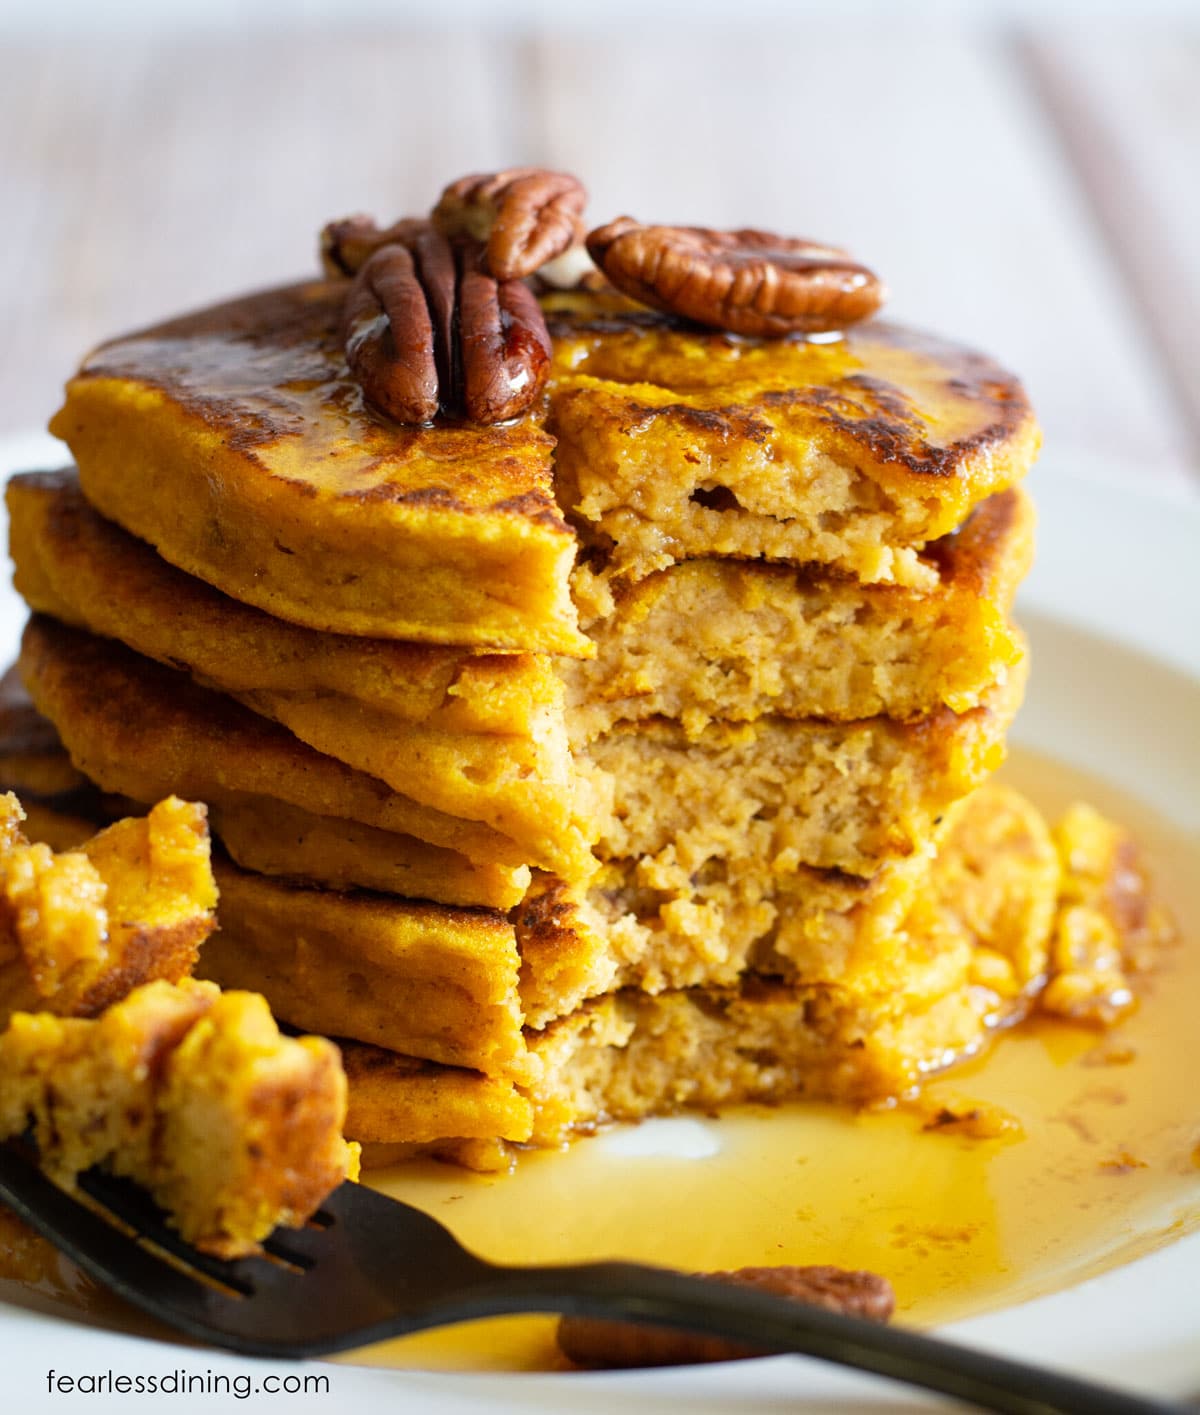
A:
341;243;439;425
410;225;458;396
458;256;552;422
434;168;587;281
586;218;885;337
557;1264;895;1368
339;226;550;425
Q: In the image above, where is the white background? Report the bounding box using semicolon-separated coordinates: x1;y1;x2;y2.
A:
3;0;1200;30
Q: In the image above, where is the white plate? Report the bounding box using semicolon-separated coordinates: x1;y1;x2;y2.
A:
0;433;1197;1413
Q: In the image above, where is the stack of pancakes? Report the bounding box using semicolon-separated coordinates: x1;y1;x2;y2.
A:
4;281;1052;1167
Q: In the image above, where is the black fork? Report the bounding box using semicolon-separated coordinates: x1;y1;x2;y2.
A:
0;1143;1182;1414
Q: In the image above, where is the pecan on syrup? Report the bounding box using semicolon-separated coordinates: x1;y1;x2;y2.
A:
586;218;886;336
434;168;587;281
556;1263;895;1369
340;224;550;426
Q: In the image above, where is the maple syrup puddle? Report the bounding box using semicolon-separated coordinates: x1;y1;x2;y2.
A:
350;748;1200;1372
0;748;1196;1372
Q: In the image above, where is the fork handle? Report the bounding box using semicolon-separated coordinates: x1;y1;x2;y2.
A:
462;1260;1180;1415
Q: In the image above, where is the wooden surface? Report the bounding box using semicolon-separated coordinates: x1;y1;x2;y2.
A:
1;17;1197;493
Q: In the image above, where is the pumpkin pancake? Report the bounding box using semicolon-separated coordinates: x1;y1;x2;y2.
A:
199;860;533;1083
49;285;1038;656
8;470;565;736
336;776;1158;1152
203;797;530;910
0;661;529;910
0;670;526;911
9;471;586;871
0;667;88;798
340;1040;534;1149
522;981;998;1146
19;606;1019;884
0;710;1047;1053
49;283;589;654
0;792;217;1029
322;958;1014;1154
18;615;547;874
521;791;1165;1147
10;470;1031;753
0;977;356;1257
0;776;533;1082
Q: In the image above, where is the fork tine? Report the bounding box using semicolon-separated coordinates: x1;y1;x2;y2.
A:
0;1144;247;1323
76;1169;254;1292
0;1140;487;1348
0;1144;349;1352
259;1235;317;1270
75;1169;322;1293
73;1162;338;1287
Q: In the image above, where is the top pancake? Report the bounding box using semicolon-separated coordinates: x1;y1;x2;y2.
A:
50;284;1039;647
50;283;588;654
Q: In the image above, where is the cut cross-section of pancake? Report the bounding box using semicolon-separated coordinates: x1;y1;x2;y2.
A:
200;777;1057;1086
8;472;1030;871
517;784;1060;1024
523;982;999;1146
30;607;1018;887
1;659;1039;1033
50;284;589;653
576;652;1026;879
6;786;1169;1168
545;293;1040;590
326;962;1012;1163
565;488;1033;737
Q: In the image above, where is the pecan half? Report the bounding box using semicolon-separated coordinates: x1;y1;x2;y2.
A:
556;1264;895;1369
320;215;429;279
459;256;551;421
341;243;438;424
341;227;550;425
410;225;457;396
586;218;885;336
434;168;587;281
